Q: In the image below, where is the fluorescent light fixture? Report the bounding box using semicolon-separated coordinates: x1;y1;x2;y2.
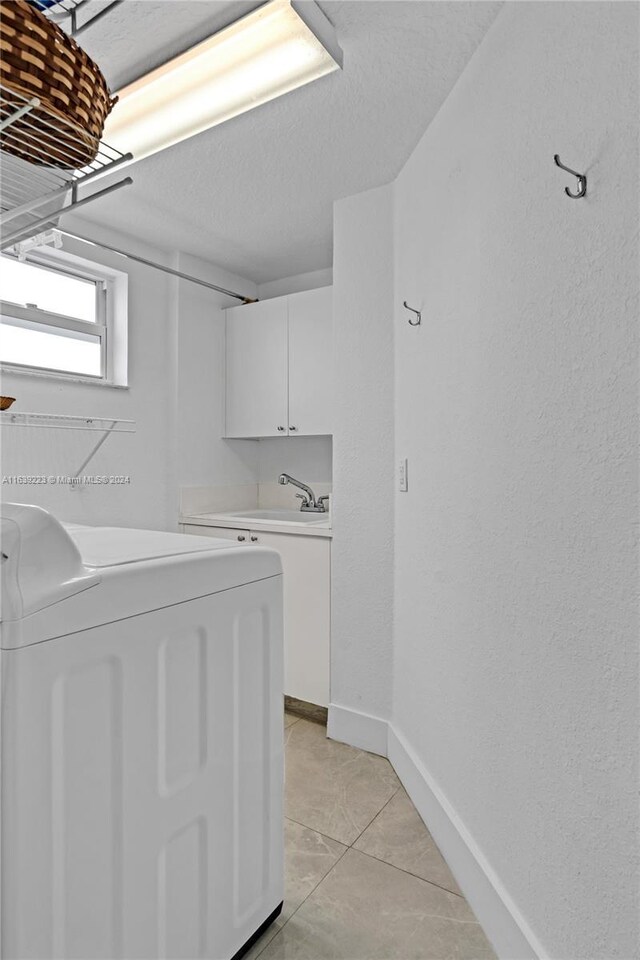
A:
103;0;342;162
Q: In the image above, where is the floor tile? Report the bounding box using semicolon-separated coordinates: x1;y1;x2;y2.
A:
354;788;462;896
281;819;347;920
285;720;400;845
259;849;496;960
243;819;347;959
241;917;284;960
285;712;300;728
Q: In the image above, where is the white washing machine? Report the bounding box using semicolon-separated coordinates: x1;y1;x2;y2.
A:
0;503;284;960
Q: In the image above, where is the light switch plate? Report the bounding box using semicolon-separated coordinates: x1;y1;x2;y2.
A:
399;458;408;492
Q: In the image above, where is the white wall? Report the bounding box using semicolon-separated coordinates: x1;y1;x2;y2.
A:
258;267;332;301
257;436;332;485
330;183;395;744
0;218;257;530
392;3;638;959
175;251;259;490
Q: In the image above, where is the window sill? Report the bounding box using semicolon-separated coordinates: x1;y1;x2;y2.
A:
0;364;129;389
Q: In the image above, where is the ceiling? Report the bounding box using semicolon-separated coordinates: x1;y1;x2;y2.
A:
76;1;502;283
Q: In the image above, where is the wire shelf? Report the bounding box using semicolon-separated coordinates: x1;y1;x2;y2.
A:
0;84;132;250
32;0;125;37
31;0;89;16
0;411;136;432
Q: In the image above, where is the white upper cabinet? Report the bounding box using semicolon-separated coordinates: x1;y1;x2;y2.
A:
225;287;332;438
225;297;288;438
287;287;333;436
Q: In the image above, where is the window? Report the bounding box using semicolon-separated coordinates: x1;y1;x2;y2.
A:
0;251;127;384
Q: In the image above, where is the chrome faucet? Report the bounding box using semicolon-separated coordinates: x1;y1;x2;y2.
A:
278;473;327;513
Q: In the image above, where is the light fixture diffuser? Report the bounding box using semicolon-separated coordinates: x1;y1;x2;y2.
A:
103;0;343;162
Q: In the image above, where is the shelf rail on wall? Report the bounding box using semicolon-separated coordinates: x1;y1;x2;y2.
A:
0;412;135;432
0;83;132;251
0;412;136;481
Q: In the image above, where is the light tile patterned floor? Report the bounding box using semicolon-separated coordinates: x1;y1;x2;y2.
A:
246;714;495;960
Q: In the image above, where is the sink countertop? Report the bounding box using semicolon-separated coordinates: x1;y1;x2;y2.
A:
180;510;332;539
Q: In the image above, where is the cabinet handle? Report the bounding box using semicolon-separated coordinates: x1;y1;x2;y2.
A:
277;425;285;432
251;536;258;542
237;535;246;541
289;425;297;431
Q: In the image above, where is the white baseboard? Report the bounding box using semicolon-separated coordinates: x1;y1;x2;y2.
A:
388;725;545;960
327;703;545;960
327;703;389;756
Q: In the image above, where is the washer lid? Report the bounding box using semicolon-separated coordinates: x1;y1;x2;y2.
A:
62;523;234;567
1;511;282;650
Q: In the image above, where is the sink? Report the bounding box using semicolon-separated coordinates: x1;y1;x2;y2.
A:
222;509;327;524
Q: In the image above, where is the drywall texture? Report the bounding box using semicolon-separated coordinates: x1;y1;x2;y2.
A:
0;221;257;530
257;436;332;485
331;184;395;721
393;3;639;958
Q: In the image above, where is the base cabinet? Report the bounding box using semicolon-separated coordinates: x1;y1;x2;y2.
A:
182;525;330;707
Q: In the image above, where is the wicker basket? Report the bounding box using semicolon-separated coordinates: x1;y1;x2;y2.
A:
0;0;116;168
0;397;16;410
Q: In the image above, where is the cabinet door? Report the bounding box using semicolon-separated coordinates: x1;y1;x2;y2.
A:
254;532;330;707
182;524;250;543
287;287;333;436
225;299;288;438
